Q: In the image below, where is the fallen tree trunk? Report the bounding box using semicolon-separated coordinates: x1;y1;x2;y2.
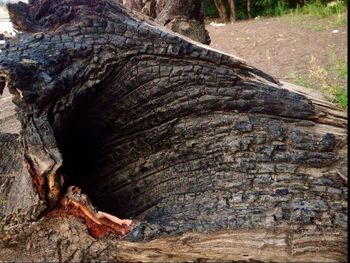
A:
0;0;347;262
120;0;211;44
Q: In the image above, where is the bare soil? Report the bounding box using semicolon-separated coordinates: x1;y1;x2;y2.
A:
206;15;347;86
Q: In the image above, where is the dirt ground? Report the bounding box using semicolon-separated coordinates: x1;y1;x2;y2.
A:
206;15;347;86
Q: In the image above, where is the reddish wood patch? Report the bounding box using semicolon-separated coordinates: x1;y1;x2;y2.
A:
24;158;47;200
47;205;131;238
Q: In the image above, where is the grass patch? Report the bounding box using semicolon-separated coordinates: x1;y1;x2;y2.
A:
272;0;348;19
285;4;347;32
332;12;348;26
329;49;348;78
289;72;317;89
290;53;348;110
333;87;348;108
293;0;347;18
311;25;323;32
290;71;348;109
340;64;347;79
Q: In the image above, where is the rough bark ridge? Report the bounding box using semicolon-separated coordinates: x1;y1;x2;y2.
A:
120;0;211;44
0;0;347;261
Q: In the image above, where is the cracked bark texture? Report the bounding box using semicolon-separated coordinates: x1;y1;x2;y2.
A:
120;0;211;44
0;0;347;262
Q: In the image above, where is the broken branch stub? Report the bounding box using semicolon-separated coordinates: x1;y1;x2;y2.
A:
0;0;347;262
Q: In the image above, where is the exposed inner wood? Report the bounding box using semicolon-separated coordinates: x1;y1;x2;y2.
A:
57;185;133;237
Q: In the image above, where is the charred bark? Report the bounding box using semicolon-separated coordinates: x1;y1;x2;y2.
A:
121;0;211;44
0;0;347;262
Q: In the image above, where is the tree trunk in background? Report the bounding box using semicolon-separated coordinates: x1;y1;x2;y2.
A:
214;0;228;21
0;0;347;262
298;0;305;6
121;0;211;44
228;0;236;21
247;0;252;18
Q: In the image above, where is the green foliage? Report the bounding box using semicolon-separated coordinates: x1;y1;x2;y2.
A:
203;0;220;18
293;0;347;17
340;64;348;79
235;0;250;19
334;86;348;109
328;52;348;109
253;0;290;17
203;0;348;20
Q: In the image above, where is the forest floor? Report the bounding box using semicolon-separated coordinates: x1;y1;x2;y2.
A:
206;13;348;108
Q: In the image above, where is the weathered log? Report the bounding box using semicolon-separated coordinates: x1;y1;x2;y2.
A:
120;0;211;44
0;0;347;262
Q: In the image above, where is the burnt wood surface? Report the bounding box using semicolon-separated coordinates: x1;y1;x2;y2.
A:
0;0;347;262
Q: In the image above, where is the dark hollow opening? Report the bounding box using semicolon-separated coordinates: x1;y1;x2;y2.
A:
52;72;176;223
50;59;233;234
53;89;145;219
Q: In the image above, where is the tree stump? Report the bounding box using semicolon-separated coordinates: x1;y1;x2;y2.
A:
120;0;211;44
0;0;347;262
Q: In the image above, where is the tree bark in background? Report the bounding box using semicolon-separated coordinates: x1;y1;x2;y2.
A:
0;0;347;262
298;0;305;6
228;0;236;21
213;0;228;21
121;0;211;44
247;0;252;18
